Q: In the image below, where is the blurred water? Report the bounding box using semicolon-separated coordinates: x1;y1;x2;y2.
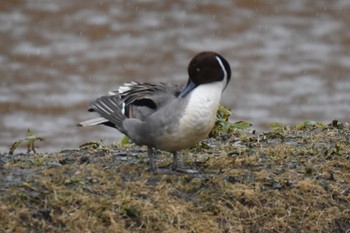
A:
1;0;350;152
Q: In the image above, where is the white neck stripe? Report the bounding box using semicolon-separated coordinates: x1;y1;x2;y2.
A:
215;56;227;86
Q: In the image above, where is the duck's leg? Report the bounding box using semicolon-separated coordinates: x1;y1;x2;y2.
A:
172;152;178;169
172;152;198;174
147;147;156;171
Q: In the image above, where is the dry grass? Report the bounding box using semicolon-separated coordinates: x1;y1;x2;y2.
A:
1;121;349;232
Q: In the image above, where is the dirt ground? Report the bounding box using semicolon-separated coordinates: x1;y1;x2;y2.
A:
1;121;349;232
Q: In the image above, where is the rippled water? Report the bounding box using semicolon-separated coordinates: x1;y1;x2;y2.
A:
1;0;350;152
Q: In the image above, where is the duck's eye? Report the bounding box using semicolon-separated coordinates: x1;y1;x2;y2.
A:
196;68;200;72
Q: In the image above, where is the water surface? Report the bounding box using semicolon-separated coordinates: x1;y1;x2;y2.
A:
1;0;349;152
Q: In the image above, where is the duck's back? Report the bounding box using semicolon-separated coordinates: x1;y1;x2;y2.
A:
116;82;183;120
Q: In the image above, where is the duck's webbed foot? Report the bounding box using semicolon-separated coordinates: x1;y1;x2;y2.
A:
171;152;198;174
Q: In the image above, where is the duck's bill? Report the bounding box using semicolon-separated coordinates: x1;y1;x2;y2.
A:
179;80;197;97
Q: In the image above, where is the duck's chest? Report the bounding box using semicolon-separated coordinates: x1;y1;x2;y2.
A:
178;87;221;136
155;84;222;151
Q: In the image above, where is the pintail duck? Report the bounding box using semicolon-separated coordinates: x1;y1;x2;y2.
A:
78;51;231;171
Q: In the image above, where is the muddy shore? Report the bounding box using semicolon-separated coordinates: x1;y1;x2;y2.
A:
1;121;349;232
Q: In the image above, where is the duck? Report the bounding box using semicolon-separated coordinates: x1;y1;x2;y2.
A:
77;51;231;171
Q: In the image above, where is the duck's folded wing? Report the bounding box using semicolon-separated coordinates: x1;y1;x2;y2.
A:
116;82;184;106
78;82;184;128
111;82;184;119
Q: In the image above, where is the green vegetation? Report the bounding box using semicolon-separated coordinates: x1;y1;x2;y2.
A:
1;112;349;232
210;105;252;137
9;129;44;155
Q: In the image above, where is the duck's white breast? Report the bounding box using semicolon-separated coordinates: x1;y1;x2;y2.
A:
156;81;224;151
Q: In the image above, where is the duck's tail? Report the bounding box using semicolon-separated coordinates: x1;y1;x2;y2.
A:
77;95;127;134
